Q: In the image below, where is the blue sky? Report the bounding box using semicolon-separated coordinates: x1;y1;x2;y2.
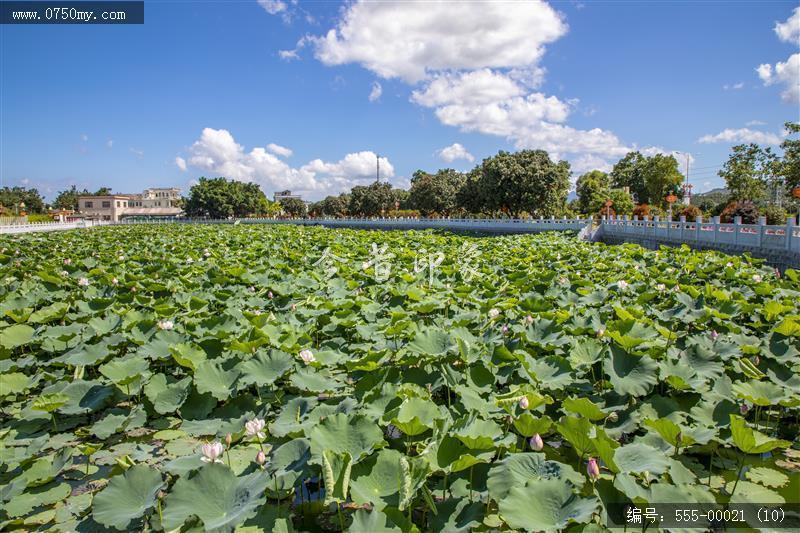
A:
2;0;799;201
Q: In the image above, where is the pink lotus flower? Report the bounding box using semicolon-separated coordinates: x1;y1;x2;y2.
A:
200;441;224;463
524;315;534;326
488;308;500;319
518;396;529;410
268;291;273;299
245;418;266;439
78;277;89;287
617;280;629;290
111;278;119;286
299;349;315;364
753;274;762;283
529;434;544;451
63;258;71;265
587;457;600;480
710;330;719;341
740;403;749;415
157;319;174;331
255;450;266;466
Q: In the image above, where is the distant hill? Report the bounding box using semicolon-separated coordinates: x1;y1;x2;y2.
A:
693;188;729;210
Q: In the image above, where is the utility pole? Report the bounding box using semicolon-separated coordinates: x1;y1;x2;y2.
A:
376;153;380;183
678;152;693;205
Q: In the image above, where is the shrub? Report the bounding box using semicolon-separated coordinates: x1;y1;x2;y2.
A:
679;205;703;220
720;201;759;224
762;205;788;225
386;209;420;218
632;204;650;219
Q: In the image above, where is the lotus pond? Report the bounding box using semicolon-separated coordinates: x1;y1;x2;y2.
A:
1;224;799;532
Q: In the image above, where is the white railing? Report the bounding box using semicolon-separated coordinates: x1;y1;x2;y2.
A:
599;214;800;254
0;219;111;234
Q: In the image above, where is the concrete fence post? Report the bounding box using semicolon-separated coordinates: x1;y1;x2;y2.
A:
758;216;766;248
712;216;720;244
679;215;686;240
787;216;796;251
695;216;702;242
734;216;741;246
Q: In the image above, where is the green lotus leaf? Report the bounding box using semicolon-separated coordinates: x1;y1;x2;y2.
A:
452;416;502;450
407;327;454;355
389;397;441;436
143;373;191;415
92;407;147;440
270;396;318;438
487;453;583;501
429;498;483;533
498;478;598;532
647;482;715;504
745;466;789;488
568;338;606;369
644;417;696;449
0;323;35;349
322;449;352;505
348;509;402;532
21;447;73;487
289;366;344;392
1;371;35;396
194;360;240;401
606;319;659;351
555;416;595;458
99;355;151;386
92;464;165;530
730;414;790;454
349;448;408;510
732;379;788;406
265;438;311;493
307;413;384;463
729;481;785;504
604;347;658;397
4;482;71;518
162;463;269;531
57;379;115;414
613;442;670;475
60;342;111;366
237;349;294;387
563;397;606;420
513;413;552;437
28;302;69;324
32;392;68;413
170;342;207;371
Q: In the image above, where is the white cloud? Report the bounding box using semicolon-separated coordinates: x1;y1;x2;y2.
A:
106;139;114;148
258;0;286;15
570;154;613;175
279;49;300;61
411;69;524;107
437;143;474;163
130;148;144;158
368;81;383;102
746;120;767;126
775;7;800;45
183;127;394;200
266;143;293;158
698;127;783;146
723;82;744;90
310;0;567;83
175;156;187;172
757;53;800;103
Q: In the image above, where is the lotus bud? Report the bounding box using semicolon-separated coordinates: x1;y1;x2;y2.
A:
587;457;600;480
488;308;500;319
710;330;719;342
740;403;749;415
111;278;119;286
291;303;297;311
131;286;137;292
529;434;544;451
753;274;762;283
157;490;166;500
774;268;781;279
256;450;266;466
268;291;273;299
606;411;619;423
63;258;71;265
225;433;232;446
617;280;628;290
597;327;605;338
502;324;509;334
524;314;534;325
518;396;529;410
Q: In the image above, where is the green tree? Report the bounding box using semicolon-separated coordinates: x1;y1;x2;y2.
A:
279;197;307;217
610;152;648;203
589;188;635;217
184;177;275;218
0;187;46;214
407;168;466;216
575;170;610;214
780;121;799;193
348;182;403;216
719;144;779;202
642;154;684;209
311;194;350;217
473;150;571;217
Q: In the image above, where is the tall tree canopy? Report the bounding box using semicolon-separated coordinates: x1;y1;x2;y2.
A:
780;121;799;193
0;187;46;214
610;152;683;207
575;170;610;214
348;182;405;216
311;194;350;217
279;197;307;217
407;168;466;216
718;144;779;202
184;177;277;218
471;150;570;217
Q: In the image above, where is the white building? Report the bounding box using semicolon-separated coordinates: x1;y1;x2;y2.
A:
78;187;183;222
